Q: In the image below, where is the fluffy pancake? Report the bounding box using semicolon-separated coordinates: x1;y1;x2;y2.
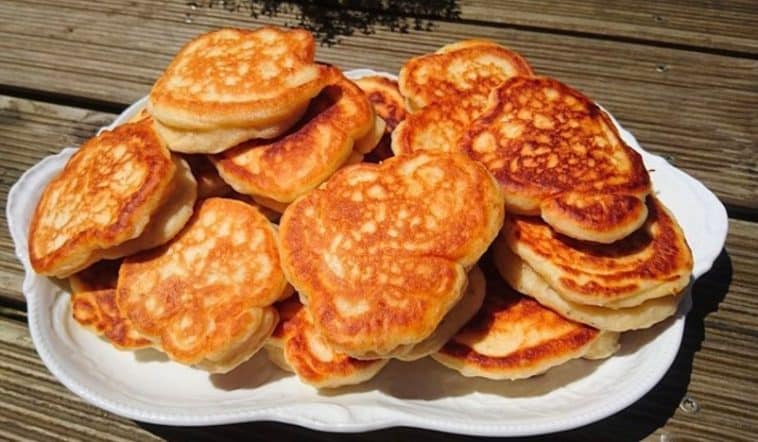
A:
151;106;309;154
540;192;649;244
432;276;619;380
355;76;407;162
391;100;473;156
70;260;152;350
460;76;651;242
149;27;332;130
266;298;388;388
399;40;533;113
212;71;375;204
117;198;288;373
28;119;191;278
100;153;197;260
280;151;504;358
503;197;693;308
493;239;683;331
394;266;486;361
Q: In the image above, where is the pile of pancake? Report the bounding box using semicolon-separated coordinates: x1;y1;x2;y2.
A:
28;27;693;388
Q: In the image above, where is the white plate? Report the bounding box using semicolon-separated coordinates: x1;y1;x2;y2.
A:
6;69;728;436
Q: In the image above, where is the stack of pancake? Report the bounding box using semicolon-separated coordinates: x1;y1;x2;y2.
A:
27;27;693;387
390;40;693;379
28;27;385;373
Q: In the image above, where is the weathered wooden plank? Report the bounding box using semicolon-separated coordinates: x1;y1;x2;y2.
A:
0;0;756;209
0;210;756;441
459;0;758;56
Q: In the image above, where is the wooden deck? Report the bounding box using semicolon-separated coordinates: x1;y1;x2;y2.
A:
1;1;756;440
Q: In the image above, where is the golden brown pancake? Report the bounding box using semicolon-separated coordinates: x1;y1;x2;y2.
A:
212;70;375;204
100;153;197;261
399;40;533;113
355;76;407;162
391;100;473;156
493;239;684;331
182;154;232;199
148;27;335;153
149;27;332;130
540;192;649;244
117;198;288;373
461;76;651;243
279;151;504;358
266;298;388;389
503;197;693;308
70;260;152;350
432;276;619;380
28;119;194;278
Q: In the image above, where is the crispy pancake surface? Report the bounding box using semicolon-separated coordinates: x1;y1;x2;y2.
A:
280;151;505;358
504;197;693;308
394;41;531;159
432;275;617;380
355;76;407;162
117;198;287;373
149;27;332;130
70;260;152;350
493;240;683;331
399;40;534;113
29;119;176;278
461;76;651;242
392;100;473;156
213;71;374;204
266;298;388;389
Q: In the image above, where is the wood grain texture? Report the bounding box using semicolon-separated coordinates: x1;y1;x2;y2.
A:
459;0;758;56
0;0;756;209
0;219;755;440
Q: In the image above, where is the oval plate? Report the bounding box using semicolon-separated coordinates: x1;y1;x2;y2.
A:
6;69;727;436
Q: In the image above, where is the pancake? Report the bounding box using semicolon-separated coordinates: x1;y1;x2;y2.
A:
100;153;197;260
70;260;152;350
391;100;472;156
28;119;194;278
279;151;504;358
460;76;651;243
493;239;683;331
151;106;309;154
117;198;288;373
182;154;232;198
394;266;486;361
266;298;388;388
399;40;533;113
432;277;619;380
503;197;693;308
355;76;407;162
149;28;336;154
212;70;375;204
149;27;332;130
